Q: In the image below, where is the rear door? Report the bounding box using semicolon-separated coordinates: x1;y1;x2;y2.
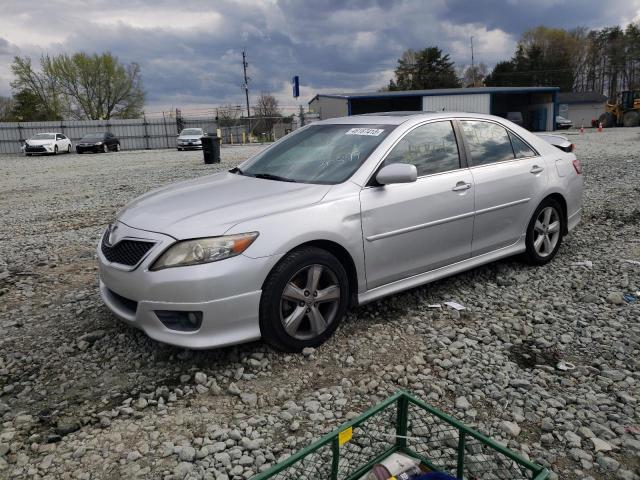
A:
360;120;475;289
458;120;547;256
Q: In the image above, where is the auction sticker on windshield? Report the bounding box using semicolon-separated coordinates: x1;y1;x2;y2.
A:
345;128;385;136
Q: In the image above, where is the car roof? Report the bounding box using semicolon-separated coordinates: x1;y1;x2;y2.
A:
315;111;507;126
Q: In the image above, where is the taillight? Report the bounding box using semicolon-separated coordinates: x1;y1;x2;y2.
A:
572;159;582;174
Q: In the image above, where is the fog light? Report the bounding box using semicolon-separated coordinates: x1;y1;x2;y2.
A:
155;310;203;332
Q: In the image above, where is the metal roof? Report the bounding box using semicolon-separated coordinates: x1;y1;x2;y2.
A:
310;86;560;103
557;91;607;104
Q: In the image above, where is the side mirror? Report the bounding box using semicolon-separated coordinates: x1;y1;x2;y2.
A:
375;163;417;185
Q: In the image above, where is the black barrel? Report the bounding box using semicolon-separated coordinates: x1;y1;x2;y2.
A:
202;135;221;164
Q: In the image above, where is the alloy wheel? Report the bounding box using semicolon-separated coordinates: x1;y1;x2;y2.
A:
533;206;561;257
279;264;341;341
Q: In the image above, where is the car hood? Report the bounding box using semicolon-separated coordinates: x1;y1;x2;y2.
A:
118;172;332;239
27;139;55;145
178;135;203;140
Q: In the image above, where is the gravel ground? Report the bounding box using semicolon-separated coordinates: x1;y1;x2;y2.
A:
0;130;638;480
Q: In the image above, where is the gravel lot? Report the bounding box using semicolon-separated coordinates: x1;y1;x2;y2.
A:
0;130;639;480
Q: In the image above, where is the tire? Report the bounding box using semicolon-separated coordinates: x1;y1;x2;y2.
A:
102;144;108;153
53;145;58;155
522;198;565;266
599;112;615;128
26;153;32;156
623;110;640;127
67;144;71;153
116;143;121;152
260;247;349;352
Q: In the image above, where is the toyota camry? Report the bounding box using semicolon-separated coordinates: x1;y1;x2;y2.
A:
98;112;583;352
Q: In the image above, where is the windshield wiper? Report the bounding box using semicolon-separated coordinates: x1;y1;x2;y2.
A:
250;173;296;183
229;167;244;175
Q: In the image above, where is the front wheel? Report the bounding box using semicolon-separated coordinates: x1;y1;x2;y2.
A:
67;144;71;153
116;143;121;152
260;247;349;352
102;144;108;153
523;198;565;265
53;145;58;155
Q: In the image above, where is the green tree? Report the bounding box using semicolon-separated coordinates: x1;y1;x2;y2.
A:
0;95;14;121
388;47;461;90
11;52;144;120
8;90;60;121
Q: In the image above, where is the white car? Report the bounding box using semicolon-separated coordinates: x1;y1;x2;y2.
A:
177;128;205;150
24;133;72;155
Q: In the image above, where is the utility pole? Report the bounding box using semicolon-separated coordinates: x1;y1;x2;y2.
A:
470;36;476;87
242;49;250;118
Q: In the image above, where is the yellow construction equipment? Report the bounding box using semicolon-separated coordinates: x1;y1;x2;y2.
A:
599;90;640;127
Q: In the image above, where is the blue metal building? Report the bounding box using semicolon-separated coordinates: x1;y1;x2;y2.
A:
308;86;560;131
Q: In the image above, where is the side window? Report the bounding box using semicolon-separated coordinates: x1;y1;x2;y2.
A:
509;132;536;158
460;120;515;166
56;134;63;140
383;121;460;176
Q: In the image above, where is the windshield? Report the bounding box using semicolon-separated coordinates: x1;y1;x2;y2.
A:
32;134;55;140
239;124;395;184
180;129;203;136
81;133;104;140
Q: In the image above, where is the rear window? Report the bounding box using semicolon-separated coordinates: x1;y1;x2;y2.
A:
509;132;536;158
460;120;515;166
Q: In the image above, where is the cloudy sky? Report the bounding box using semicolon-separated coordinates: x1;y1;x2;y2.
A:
1;0;639;113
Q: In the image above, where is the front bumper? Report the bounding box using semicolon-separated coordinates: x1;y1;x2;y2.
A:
97;222;281;349
177;143;203;150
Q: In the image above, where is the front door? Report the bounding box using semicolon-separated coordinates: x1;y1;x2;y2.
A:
360;120;475;289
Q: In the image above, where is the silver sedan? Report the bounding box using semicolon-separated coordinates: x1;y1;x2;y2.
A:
98;112;583;351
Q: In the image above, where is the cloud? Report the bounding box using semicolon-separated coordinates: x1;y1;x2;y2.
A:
0;0;638;110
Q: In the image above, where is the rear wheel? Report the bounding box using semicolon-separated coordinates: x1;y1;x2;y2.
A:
67;144;71;153
260;247;349;352
523;198;565;265
599;112;615;128
623;110;640;127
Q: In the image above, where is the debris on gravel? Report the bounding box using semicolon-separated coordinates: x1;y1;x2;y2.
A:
0;130;639;480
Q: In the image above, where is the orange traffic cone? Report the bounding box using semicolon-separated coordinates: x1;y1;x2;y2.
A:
598;122;603;132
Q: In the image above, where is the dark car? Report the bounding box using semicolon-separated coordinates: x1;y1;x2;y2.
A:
76;132;121;153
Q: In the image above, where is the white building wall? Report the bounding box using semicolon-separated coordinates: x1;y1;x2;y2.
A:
422;93;490;113
560;103;605;127
309;97;349;120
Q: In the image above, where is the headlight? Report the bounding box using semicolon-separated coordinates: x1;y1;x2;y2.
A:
150;232;259;270
94;142;103;145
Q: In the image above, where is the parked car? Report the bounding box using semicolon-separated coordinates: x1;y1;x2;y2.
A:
76;132;121;153
98;112;583;352
555;115;572;130
24;133;72;155
177;128;205;150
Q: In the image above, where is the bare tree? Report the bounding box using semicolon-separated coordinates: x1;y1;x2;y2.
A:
462;62;488;87
252;93;282;135
216;103;242;127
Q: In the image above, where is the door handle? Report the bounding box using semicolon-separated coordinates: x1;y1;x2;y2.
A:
530;165;544;174
452;182;472;192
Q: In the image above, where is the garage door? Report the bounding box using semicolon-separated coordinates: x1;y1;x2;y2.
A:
422;93;490;114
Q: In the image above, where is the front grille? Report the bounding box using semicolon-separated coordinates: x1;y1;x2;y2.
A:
101;232;155;266
25;145;46;152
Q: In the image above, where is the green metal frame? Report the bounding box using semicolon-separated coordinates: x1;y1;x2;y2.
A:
252;391;550;480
